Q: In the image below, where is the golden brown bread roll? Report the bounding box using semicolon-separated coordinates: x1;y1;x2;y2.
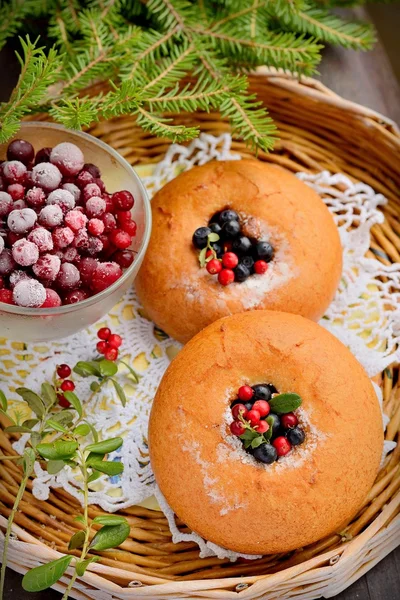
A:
136;160;342;343
149;311;383;555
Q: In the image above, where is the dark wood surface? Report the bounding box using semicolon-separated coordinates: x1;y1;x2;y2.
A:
1;6;400;600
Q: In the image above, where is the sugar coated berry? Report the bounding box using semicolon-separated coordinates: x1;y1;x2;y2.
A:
222;252;239;269
12;239;39;266
0;289;14;304
108;333;122;348
64;289;88;304
121;219;137;236
238;385;254;402
9;270;31;288
52;226;75;249
86;236;103;255
281;413;298;429
34;147;52;165
0;236;4;254
63;247;79;263
8;183;25;200
254;260;269;275
7;139;34;165
2;160;27;184
112;190;134;211
230;420;246;436
231;403;247;419
85;196;106;218
50;142;84;176
26;187;46;209
56;262;80;290
104;346;118;361
83;163;101;178
0;250;16;275
58;395;70;408
40;288;61;308
218;268;235;286
103;193;113;212
57;364;71;378
272;436;292;457
83;183;101;201
287;427;305;446
252;400;270;418
7;208;37;234
102;212;117;232
72;228;88;250
76;170;93;189
32;162;62;191
255;420;269;434
33;254;61;281
46;189;75;212
13;278;46;307
13;199;27;210
206;258;222;275
27;227;54;252
61;379;75;392
98;327;111;340
64;210;88;232
97;340;107;354
0;191;13;217
253;443;277;464
39;204;63;228
109;229;131;250
88;218;105;236
79;257;98;284
112;249;134;269
244;409;261;427
62;183;81;203
90;261;122;293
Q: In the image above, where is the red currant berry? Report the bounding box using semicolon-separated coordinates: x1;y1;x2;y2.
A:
252;400;270;418
58;394;71;408
57;364;71;379
238;385;254;402
112;249;134;269
254;260;269;275
218;268;235;286
97;340;107;354
121;220;137;236
104;346;118;361
230;420;245;436
244;409;261;427
272;436;292;457
281;413;298;429
231;403;247;420
112;190;134;211
255;420;269;434
97;327;111;340
109;229;132;250
222;252;239;269
61;380;75;392
206;259;222;275
108;333;122;349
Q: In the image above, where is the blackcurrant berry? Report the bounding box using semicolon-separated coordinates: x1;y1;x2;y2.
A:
287;427;305;446
256;241;274;262
252;384;272;400
222;219;241;239
192;227;211;249
240;255;254;271
209;222;222;235
234;263;250;282
219;209;239;224
232;236;252;255
253;443;277;464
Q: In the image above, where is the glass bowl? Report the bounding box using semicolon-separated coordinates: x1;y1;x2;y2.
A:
0;122;151;342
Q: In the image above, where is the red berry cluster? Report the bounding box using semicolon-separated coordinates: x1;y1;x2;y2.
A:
56;363;75;407
0;139;137;308
96;327;122;361
229;384;305;464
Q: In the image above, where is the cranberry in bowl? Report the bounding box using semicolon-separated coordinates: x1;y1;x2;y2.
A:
0;122;151;342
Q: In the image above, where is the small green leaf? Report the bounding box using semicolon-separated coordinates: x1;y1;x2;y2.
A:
37;440;78;461
47;460;66;474
74;514;85;524
22;419;39;429
68;530;85;550
119;361;140;383
90;381;100;392
111;379;126;407
74;423;91;437
264;416;274;442
90;522;130;551
30;432;42;448
23;447;36;475
63;391;82;418
75;556;99;576
51;410;74;425
98;360;118;377
0;390;7;411
73;361;101;377
22;555;73;592
208;232;220;243
87;459;123;476
86;422;99;443
5;425;33;434
46;419;68;433
86;451;105;464
269;393;302;415
198;246;207;268
16;387;45;418
87;470;102;484
250;435;265;449
93;515;128;526
41;383;57;408
85;437;123;454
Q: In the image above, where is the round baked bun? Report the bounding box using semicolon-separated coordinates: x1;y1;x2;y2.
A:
136;160;342;343
149;311;383;555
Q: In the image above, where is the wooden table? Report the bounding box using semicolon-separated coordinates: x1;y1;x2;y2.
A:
1;9;400;600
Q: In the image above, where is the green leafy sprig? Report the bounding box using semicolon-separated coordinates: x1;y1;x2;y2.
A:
198;232;220;268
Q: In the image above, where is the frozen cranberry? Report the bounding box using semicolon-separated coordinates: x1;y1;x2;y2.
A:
108;333;122;348
13;278;46;307
7;183;25;200
112;249;134;268
32;163;62;191
206;258;222;275
231;403;247;419
57;364;71;378
238;385;254;402
222;252;239;269
34;147;52;165
56;262;80;290
76;170;93;189
26;187;46;209
0;275;4;289
33;254;61;281
102;212;117;232
63;247;79;263
2;161;27;184
41;288;62;308
0;237;4;255
218;268;235;286
46;189;75;212
83;163;101;178
7;208;37;234
97;327;111;340
79;257;98;284
85;196;106;218
116;211;131;224
112;190;134;211
63;289;88;304
109;229;131;250
99;234;110;253
64;210;87;232
255;421;269;434
62;183;81;203
244;409;261;427
61;379;75;392
52;226;74;249
83;183;101;202
272;436;292;457
254;260;268;275
12;239;39;266
73;228;89;249
0;289;14;304
103;193;113;212
27;227;53;252
88;218;104;236
252;400;270;418
97;340;107;354
24;171;34;189
0;192;13;217
13;199;27;210
281;413;298;429
121;220;137;236
50;142;84;176
230;421;245;436
86;236;103;255
90;261;122;293
9;270;31;288
104;346;118;361
6;231;21;246
7;139;34;165
0;175;5;191
94;178;105;193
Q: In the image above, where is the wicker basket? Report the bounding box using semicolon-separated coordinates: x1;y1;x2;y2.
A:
1;69;400;600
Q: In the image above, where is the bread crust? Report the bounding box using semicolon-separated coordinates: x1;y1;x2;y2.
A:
136;160;342;343
149;311;383;555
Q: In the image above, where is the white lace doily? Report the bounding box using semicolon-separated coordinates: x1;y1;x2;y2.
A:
0;133;398;559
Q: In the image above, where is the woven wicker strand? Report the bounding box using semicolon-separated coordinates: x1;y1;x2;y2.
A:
1;69;399;599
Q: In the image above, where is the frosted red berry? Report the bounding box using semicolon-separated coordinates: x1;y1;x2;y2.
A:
41;288;62;308
102;212;117;232
116;211;131;224
8;183;25;200
34;147;52;165
109;229;131;250
112;190;134;211
63;289;88;304
0;289;14;304
88;218;105;236
121;220;137;236
57;364;71;378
